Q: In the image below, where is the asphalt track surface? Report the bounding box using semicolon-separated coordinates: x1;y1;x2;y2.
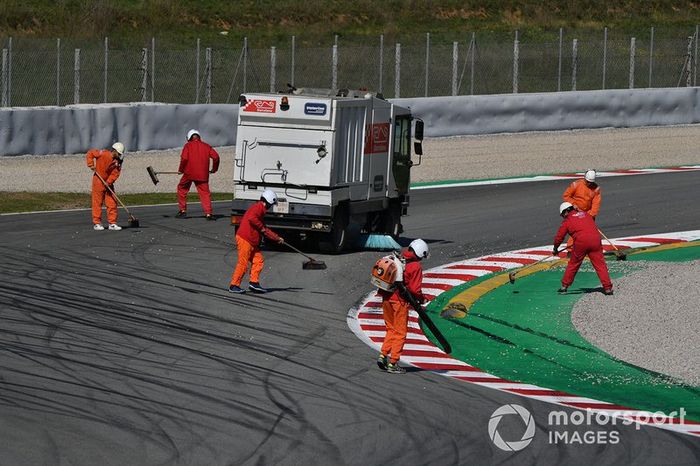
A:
1;171;699;465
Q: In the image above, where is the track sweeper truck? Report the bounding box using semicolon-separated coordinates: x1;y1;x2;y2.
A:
231;88;424;253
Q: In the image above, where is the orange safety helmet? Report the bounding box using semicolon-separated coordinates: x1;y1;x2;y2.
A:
371;256;401;291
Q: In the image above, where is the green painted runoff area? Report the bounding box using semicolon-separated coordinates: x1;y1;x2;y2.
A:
425;242;700;421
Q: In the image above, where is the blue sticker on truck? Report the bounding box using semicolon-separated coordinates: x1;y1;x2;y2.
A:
304;103;327;116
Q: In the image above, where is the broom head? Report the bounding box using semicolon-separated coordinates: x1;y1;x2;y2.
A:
302;259;327;270
146;166;159;185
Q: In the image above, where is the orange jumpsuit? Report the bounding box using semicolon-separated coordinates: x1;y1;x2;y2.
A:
230;201;281;287
563;179;601;218
86;149;121;225
378;250;425;364
563;179;601;248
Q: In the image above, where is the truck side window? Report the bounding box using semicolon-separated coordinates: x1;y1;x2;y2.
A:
393;116;410;160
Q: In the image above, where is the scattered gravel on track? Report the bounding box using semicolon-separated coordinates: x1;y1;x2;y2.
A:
572;260;700;386
1;125;699;193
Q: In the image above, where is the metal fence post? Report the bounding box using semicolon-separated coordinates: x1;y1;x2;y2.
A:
451;41;458;95
2;49;7;107
151;37;155;102
56;39;61;106
395;43;401;98
140;47;148;102
649;27;654;88
270;46;276;92
629;37;636;89
379;34;384;94
104;37;109;103
470;32;475;95
243;37;248;93
557;28;563;91
602;27;608;89
291;35;296;86
7;37;11;106
74;48;81;104
686;35;693;87
205;47;212;104
695;25;699;86
332;44;338;89
513;30;519;94
571;39;578;91
425;33;430;97
195;38;200;103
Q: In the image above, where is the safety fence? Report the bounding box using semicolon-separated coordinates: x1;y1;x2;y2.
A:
1;27;699;107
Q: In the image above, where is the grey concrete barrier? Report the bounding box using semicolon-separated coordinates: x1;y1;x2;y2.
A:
0;102;239;157
2;87;700;156
393;87;700;138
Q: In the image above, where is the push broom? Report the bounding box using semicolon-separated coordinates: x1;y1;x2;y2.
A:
146;166;180;185
598;228;627;260
281;241;327;270
93;171;140;228
508;246;570;284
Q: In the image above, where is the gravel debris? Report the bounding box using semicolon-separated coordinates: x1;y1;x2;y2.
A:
572;260;700;386
1;125;700;193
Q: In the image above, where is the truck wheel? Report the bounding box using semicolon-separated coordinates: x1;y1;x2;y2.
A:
383;203;402;239
320;206;348;254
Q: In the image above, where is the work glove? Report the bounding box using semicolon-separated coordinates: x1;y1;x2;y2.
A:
552;246;560;256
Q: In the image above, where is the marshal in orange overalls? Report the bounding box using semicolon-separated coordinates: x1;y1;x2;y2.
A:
86;149;122;225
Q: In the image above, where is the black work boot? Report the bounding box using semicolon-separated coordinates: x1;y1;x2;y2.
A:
248;282;268;293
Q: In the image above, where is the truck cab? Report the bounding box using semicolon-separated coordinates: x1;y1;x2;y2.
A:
231;89;424;252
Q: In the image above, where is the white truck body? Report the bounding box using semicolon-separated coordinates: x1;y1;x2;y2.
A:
232;90;422;251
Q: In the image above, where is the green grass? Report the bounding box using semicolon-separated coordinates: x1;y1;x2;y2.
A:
4;2;700;104
2;1;700;46
0;192;233;214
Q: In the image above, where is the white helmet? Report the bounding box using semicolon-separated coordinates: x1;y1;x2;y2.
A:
409;238;430;259
187;129;200;140
111;142;125;155
261;189;277;205
559;201;574;215
584;169;596;182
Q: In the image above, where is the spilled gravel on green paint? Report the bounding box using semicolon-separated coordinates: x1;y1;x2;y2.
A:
425;243;700;421
573;260;700;386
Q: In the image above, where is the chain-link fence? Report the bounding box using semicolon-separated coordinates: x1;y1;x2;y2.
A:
2;27;699;107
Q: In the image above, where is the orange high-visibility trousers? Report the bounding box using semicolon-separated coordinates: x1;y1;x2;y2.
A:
91;176;118;224
230;235;264;286
381;299;409;363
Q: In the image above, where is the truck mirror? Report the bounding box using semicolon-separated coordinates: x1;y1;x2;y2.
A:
414;120;424;141
414;142;423;156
